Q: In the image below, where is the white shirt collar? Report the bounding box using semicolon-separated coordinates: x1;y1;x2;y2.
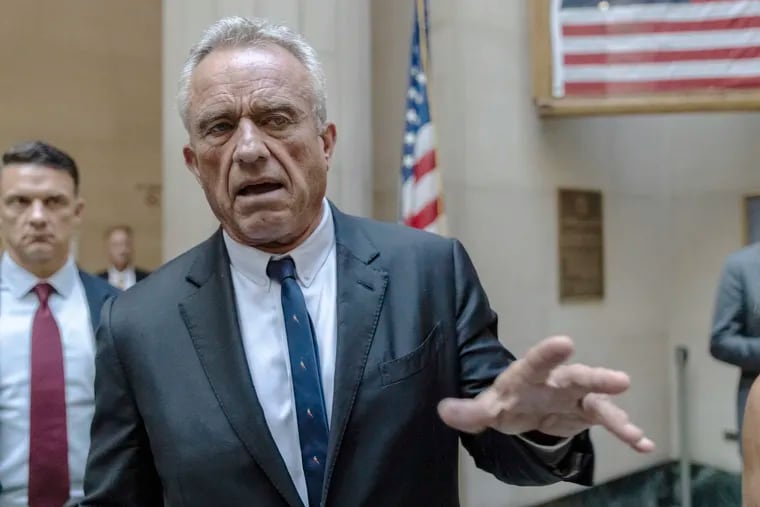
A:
0;251;78;299
108;265;135;276
223;199;335;289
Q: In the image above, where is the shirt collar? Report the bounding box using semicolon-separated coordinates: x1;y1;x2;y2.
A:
223;199;335;288
0;251;79;299
109;265;134;276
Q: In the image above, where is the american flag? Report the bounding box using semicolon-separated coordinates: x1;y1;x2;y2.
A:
552;0;760;97
400;0;446;234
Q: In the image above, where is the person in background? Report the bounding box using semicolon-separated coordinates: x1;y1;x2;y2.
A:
96;225;150;290
710;242;760;453
0;140;118;507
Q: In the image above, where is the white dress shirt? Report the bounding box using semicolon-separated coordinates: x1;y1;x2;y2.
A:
0;253;96;507
224;200;337;507
225;201;570;505
107;266;136;290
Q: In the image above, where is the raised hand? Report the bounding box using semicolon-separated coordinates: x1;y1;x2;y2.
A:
437;336;654;453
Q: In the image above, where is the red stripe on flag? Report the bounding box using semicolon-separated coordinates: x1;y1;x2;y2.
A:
563;15;760;36
565;75;760;95
413;150;437;182
565;46;760;65
405;198;440;230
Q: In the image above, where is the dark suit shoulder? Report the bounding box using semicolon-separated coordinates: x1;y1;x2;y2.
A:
95;270;108;279
108;235;214;313
335;212;455;257
727;243;760;267
79;270;120;298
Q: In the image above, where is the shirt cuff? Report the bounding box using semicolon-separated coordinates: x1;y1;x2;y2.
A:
516;432;574;467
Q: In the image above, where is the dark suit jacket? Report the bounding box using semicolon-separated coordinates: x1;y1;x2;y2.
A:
96;267;150;284
710;243;760;438
81;205;593;507
79;271;121;331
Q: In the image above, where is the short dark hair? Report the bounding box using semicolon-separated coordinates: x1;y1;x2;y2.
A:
104;224;134;239
1;140;80;192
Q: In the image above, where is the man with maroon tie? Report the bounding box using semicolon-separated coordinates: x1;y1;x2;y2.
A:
0;141;118;507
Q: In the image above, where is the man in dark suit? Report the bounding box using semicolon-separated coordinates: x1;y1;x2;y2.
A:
710;242;760;452
96;225;150;289
81;16;654;507
0;140;118;507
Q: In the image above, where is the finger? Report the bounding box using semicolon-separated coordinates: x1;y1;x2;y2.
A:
437;396;495;434
583;394;655;453
550;364;630;396
496;336;574;390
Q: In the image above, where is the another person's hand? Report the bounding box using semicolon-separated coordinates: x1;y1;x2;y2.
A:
437;336;655;453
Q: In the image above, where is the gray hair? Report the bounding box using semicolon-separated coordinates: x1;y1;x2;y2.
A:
177;16;327;132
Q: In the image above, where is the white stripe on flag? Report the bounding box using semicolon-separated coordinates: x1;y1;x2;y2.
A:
562;28;760;54
400;168;442;218
414;123;435;161
560;1;760;25
564;57;760;82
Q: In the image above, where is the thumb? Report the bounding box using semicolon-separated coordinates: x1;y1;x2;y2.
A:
437;397;491;434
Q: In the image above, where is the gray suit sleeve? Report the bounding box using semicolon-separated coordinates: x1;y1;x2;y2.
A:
710;256;760;371
79;297;163;506
450;239;594;486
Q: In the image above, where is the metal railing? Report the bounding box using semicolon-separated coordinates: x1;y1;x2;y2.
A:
676;345;691;507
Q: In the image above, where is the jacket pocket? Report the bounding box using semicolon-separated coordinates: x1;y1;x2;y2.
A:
379;323;442;386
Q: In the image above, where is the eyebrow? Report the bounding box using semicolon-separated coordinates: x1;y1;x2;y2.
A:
195;110;232;133
4;191;70;201
195;101;307;132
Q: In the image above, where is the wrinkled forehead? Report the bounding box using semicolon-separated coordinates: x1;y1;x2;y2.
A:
188;44;314;112
0;164;76;196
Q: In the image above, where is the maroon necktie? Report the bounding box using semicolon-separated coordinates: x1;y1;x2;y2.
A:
28;282;69;507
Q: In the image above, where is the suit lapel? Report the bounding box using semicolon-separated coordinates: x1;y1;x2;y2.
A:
322;206;388;503
179;232;303;507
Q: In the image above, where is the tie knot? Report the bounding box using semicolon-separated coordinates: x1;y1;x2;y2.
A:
266;256;297;283
32;283;54;304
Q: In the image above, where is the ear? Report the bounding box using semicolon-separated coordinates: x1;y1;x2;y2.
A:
319;123;337;166
183;144;202;184
72;197;85;227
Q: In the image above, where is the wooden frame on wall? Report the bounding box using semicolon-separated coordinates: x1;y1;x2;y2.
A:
529;0;760;117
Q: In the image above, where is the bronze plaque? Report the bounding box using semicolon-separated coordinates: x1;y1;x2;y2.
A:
558;189;604;301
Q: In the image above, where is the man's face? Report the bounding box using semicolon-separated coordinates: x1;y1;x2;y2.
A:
183;44;336;252
0;164;83;272
107;229;133;269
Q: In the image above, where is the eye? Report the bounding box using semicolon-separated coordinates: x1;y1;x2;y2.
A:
44;196;66;207
6;196;30;207
207;121;234;136
262;115;291;129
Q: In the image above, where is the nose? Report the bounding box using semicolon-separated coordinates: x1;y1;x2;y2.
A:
233;118;271;166
28;199;48;227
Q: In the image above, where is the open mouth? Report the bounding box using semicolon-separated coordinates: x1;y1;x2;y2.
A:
238;182;284;196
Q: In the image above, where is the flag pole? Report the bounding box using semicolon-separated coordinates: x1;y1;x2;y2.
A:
415;0;447;235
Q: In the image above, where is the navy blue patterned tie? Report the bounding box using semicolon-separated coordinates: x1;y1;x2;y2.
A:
267;256;329;507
